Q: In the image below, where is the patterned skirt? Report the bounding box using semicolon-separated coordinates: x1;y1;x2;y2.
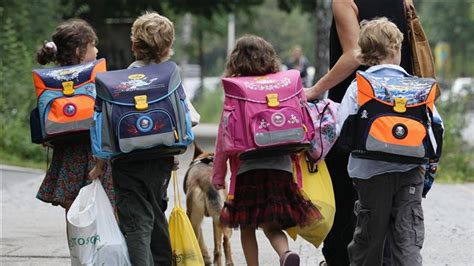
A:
220;169;322;229
36;138;115;209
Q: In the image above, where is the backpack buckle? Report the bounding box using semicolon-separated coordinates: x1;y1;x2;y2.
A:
393;98;407;113
62;81;74;96
134;95;148;110
266;93;279;107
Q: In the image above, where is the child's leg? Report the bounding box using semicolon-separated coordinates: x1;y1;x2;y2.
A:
241;226;259;266
146;160;173;266
390;167;424;266
112;160;164;266
262;222;289;257
348;175;393;266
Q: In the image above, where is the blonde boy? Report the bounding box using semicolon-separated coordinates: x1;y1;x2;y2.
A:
337;17;443;266
90;12;180;266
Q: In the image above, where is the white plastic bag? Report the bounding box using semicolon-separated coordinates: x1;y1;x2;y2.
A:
67;179;131;266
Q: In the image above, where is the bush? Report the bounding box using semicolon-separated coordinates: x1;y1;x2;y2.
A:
436;94;474;182
0;1;66;167
192;88;224;123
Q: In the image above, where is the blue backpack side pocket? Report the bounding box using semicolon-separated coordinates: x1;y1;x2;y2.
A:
90;111;114;159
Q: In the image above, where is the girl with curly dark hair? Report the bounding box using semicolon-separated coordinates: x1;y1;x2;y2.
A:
35;19;115;213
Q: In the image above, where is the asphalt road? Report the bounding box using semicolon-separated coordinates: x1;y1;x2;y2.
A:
1;133;473;265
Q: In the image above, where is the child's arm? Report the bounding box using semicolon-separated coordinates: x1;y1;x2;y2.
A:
432;105;444;129
336;81;359;136
423;105;444;198
212;115;229;189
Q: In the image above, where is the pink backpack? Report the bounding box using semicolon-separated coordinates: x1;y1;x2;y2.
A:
221;70;315;160
306;99;339;167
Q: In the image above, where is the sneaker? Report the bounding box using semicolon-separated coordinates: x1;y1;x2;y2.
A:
280;250;300;266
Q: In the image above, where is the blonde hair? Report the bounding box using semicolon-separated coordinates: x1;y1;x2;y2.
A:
131;11;175;63
357;17;403;66
224;35;280;77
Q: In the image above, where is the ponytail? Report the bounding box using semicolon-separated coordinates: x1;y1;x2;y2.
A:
36;41;57;65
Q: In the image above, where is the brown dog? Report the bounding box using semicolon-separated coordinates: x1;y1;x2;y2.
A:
183;142;233;266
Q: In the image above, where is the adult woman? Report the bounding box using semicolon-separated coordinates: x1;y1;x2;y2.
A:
305;1;415;265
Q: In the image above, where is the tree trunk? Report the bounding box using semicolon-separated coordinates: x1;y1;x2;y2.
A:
314;0;332;82
195;29;205;102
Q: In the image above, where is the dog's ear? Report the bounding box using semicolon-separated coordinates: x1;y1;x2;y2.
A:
201;154;214;164
193;141;204;159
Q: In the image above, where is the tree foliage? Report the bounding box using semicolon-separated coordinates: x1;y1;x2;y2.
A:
236;0;315;66
419;0;474;77
1;0;70;164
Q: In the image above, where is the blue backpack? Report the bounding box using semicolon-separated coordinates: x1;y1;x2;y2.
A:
31;59;106;144
91;61;194;159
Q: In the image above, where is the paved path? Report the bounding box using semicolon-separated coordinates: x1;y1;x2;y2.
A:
1;139;473;265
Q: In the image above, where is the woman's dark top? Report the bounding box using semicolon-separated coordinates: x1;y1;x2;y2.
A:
328;0;413;103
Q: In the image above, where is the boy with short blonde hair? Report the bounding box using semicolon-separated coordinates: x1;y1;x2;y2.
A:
90;11;183;266
131;12;175;63
337;17;443;266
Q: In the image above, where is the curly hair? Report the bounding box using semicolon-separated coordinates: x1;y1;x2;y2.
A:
36;19;98;66
224;34;280;77
357;17;404;66
131;12;175;63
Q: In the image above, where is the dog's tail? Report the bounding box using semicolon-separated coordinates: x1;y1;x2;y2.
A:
206;185;222;215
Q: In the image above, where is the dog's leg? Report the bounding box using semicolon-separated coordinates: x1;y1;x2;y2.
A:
212;217;224;266
187;190;212;265
218;190;234;266
197;227;212;265
222;226;234;266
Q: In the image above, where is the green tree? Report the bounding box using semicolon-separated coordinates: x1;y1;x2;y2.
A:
0;0;70;165
419;0;474;77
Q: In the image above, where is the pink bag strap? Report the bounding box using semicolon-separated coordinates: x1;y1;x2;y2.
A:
313;101;330;162
292;154;303;189
227;160;241;201
228;171;237;201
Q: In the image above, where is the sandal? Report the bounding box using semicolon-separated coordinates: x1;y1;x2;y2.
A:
280;250;300;266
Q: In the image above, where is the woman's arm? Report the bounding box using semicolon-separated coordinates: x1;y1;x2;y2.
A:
306;0;361;100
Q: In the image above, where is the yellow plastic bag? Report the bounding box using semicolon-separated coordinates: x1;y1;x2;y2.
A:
169;171;204;266
287;153;336;248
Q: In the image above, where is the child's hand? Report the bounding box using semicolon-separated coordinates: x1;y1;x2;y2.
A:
172;156;179;170
89;159;106;180
422;159;438;198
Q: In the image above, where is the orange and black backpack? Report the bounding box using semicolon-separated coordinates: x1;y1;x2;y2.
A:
30;59;106;144
339;71;443;164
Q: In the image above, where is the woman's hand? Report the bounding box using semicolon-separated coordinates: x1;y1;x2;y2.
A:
89;159;106;180
305;84;326;101
213;184;225;190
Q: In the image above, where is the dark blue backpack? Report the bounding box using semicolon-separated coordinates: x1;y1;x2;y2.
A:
91;61;194;159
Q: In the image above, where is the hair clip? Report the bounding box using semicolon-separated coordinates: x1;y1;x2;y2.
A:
45;41;58;53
